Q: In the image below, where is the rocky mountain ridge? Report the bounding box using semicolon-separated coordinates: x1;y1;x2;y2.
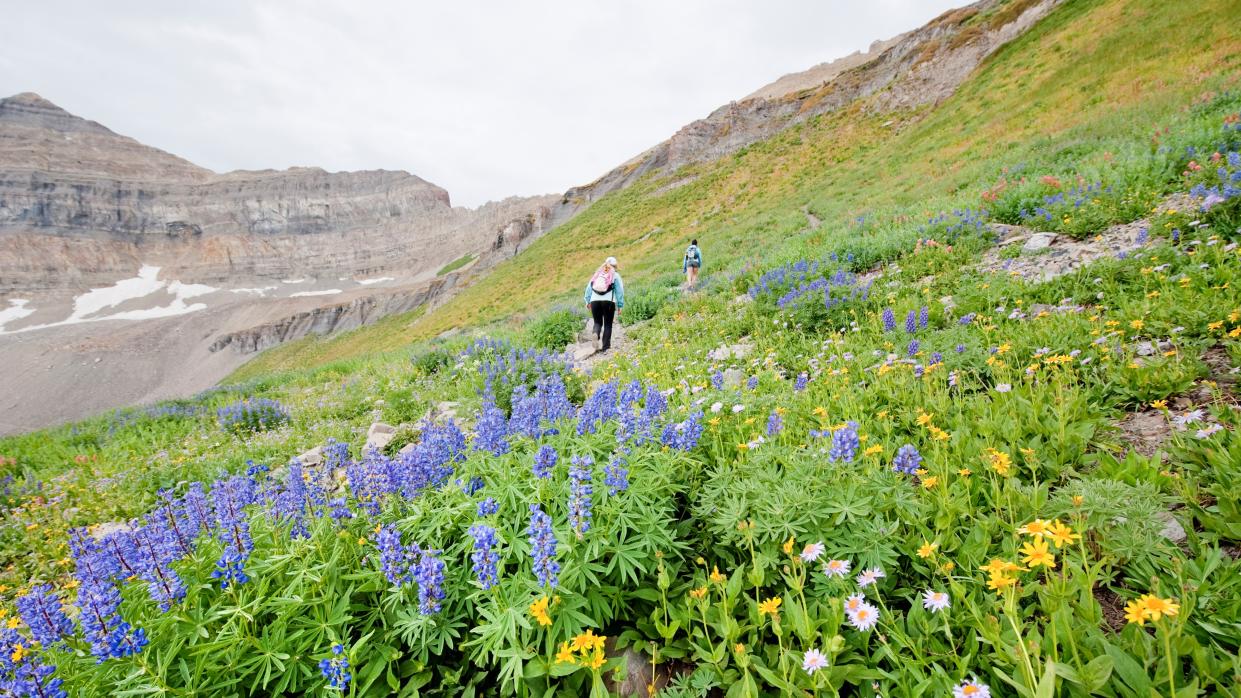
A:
552;0;1059;213
0;91;562;293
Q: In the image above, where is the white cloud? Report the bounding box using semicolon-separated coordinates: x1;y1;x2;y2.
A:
0;0;962;206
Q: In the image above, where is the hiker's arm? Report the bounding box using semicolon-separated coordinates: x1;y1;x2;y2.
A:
615;277;624;309
584;283;591;307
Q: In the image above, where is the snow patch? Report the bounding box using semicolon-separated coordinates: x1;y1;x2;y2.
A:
356;277;394;286
289;289;343;298
1;266;218;335
230;286;278;296
0;299;35;332
281;278;308;284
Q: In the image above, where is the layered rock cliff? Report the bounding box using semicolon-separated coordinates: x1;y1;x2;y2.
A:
0;92;559;292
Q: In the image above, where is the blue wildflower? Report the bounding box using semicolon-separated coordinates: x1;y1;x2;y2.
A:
568;456;594;537
527;504;559;588
476;497;499;517
766;411;784;436
892;444;922;475
375;524;411;586
918;306;929;329
908;340;920;357
882;307;896;332
16;584;73;646
829;422;860;463
468;524;499;590
474;399;510;456
711;371;724;390
76;581;147;662
413;547;445;614
795;372;808;392
604;453;629;495
905;310;917;334
533;444;557;479
320;644;351;691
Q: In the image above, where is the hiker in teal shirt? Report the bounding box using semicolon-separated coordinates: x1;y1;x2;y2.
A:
584;256;624;352
683;239;702;289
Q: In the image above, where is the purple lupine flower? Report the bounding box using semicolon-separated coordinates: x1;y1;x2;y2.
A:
151;489;196;557
882;308;896;332
508;385;539;438
907;340;920;357
375;524;411;586
661;411;704;451
0;628;66;698
270;462;313;539
643;385;668;420
477;497;499;517
98;529;141;582
746;375;759;390
766;411;784;436
211;474;255;588
527;504;559;588
320;644;351;691
131;523;187;611
1171;228;1180;243
461;476;485;496
955;344;966;353
533;444;557;479
328;498;354;521
1135;227;1149;245
568;456;594;537
918;306;929;329
577;381;619;435
468;524;500;590
76;581;147;662
795;372;808;391
604;453;629;495
892;444;922;475
16;584;73;645
930;352;943;365
474;399;510;456
913;364;925;378
413;547;445;614
711;371;724;390
905;310;917;334
829;422;860;463
959;313;976;325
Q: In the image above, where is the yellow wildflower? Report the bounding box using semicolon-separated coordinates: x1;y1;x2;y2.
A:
863;444;883;456
1019;537;1056;569
758;597;782;617
1138;594;1179;621
782;536;795;555
529;595;552;627
921;476;939;489
710;566;726;585
1017;519;1051;538
1151;399;1167;410
555;641;576;664
1045;520;1081;548
586;648;606;670
10;643;24;663
689;586;708;600
916;412;934;426
958;468;972;477
917;541;938;559
986;449;1012;476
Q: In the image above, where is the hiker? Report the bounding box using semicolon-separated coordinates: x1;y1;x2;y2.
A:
683;239;702;289
584;256;624;352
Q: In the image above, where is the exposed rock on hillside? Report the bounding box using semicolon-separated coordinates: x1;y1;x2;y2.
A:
554;0;1059;214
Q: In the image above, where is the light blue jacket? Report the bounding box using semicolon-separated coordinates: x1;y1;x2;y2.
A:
584;272;624;308
683;244;702;273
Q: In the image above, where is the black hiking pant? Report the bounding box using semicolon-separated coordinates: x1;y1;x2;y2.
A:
590;300;616;351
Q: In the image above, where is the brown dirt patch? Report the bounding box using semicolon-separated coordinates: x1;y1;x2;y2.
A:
1115;409;1171;457
1094;586;1128;633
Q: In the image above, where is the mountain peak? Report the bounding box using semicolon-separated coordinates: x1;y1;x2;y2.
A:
2;92;61;109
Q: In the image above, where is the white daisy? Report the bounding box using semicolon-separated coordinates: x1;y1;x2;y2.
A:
856;567;885;588
801;648;829;675
846;602;879;631
1196;423;1223;439
731;404;745;413
710;401;723;413
952;679;991;698
822;559;851;578
922;589;950;613
800;542;826;563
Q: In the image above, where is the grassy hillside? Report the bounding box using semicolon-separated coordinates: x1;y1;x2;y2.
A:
235;0;1241;380
3;0;1241;696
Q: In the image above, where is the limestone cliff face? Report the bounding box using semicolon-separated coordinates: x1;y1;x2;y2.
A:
0;92;558;292
552;0;1059;214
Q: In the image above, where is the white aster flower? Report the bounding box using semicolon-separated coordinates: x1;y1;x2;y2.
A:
922;589;950;613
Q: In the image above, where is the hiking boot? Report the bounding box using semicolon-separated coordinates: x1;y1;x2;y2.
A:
592;334;600;351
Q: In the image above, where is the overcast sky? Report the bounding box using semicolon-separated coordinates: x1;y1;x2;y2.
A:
0;1;962;207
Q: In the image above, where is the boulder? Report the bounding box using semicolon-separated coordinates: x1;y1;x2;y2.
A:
295;446;324;467
1155;510;1187;544
723;368;745;388
1022;232;1057;253
708;340;755;362
366;422;396;451
426;401;460;424
89;521;134;539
